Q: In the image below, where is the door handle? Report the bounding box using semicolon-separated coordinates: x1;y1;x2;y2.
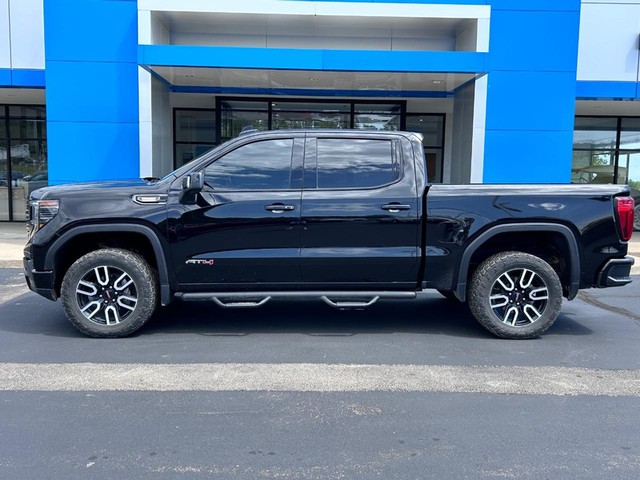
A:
381;203;411;213
265;204;295;213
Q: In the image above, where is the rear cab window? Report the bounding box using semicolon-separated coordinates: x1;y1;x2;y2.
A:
304;137;402;190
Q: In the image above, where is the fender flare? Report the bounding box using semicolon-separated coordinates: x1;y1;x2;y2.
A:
454;223;581;302
45;223;173;305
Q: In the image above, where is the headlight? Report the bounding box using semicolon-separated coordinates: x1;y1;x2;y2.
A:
28;199;59;236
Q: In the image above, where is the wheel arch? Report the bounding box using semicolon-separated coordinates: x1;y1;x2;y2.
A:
45;223;173;305
454;223;581;302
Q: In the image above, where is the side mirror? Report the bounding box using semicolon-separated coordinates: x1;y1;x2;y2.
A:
179;172;204;204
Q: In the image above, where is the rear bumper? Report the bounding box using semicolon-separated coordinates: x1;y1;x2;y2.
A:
23;258;56;301
596;256;634;288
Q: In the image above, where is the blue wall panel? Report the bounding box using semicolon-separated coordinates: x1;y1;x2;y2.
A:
47;122;140;184
44;0;137;63
0;69;45;88
45;0;139;185
140;45;487;74
488;11;580;72
46;62;139;123
0;69;12;87
486;71;577;131
576;81;638;100
491;0;579;11
484;130;573;184
482;5;580;183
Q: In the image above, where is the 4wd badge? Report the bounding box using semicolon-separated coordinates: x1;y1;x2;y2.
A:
186;259;215;266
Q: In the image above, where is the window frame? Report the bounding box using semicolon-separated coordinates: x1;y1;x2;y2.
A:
201;137;298;192
303;135;404;191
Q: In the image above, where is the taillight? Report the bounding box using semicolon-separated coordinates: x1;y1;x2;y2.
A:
615;197;635;241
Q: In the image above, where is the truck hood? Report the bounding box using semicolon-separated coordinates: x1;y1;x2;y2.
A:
30;179;162;200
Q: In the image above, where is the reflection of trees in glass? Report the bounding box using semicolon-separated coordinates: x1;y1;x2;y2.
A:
590;153;612;166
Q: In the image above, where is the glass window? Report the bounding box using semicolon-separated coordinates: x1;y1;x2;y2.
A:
315;138;398;189
620;118;640;150
354;104;401;131
573;117;617;149
9;106;44;118
272;111;349;130
424;148;443;184
571;150;617;184
618;152;640;193
9;118;43;139
272;102;350;112
406;115;444;147
355;104;401;114
220;100;269;111
175;144;215;169
220;110;268;140
175;110;215;143
2;105;48;221
0;139;8;221
204;139;293;190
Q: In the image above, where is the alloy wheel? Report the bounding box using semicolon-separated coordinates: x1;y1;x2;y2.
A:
488;268;549;327
75;266;138;326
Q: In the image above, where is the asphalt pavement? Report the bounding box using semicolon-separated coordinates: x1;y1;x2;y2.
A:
2;222;640;479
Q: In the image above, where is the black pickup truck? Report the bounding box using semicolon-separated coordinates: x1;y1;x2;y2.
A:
24;129;635;339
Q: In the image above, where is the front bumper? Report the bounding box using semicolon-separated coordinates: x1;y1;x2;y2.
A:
596;256;634;288
23;258;57;301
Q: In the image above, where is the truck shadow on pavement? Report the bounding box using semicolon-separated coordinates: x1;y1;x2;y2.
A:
0;292;594;339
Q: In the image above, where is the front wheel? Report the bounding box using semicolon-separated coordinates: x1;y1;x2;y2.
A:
61;248;158;337
468;251;563;339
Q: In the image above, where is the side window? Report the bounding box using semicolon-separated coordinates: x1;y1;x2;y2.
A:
315;138;399;189
204;139;294;190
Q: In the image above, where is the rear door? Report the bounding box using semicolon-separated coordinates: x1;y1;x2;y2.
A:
299;134;420;288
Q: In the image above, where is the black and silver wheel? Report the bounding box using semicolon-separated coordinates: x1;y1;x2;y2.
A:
468;251;562;339
61;248;158;337
634;204;640;232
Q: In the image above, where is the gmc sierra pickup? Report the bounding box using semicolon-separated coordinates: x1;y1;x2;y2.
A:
24;129;635;339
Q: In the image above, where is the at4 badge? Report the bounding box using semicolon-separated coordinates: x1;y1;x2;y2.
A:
186;259;215;266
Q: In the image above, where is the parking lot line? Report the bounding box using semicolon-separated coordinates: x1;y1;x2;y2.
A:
1;363;639;396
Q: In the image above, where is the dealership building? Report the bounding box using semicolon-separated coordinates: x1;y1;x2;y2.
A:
0;0;638;221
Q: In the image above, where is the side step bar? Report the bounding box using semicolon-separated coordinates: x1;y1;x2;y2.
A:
175;291;416;309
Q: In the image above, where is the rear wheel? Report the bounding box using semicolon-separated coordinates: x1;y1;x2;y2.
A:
468;251;563;339
61;248;158;337
634;204;640;231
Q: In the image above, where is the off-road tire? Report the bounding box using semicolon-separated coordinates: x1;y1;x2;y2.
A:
61;248;158;338
468;251;562;339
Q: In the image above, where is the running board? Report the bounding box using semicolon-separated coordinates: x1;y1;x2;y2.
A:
321;296;379;309
212;297;271;308
176;291;416;309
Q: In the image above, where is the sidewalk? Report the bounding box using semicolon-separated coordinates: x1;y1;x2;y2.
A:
0;223;27;268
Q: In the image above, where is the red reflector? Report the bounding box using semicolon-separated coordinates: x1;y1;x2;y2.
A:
616;197;635;241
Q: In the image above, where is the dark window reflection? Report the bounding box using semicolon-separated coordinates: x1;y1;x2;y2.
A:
316;139;397;189
205;139;293;190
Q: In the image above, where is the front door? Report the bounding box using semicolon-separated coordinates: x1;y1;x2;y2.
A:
168;134;304;289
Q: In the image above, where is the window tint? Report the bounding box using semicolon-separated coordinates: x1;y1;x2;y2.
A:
205;139;293;190
315;138;398;189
